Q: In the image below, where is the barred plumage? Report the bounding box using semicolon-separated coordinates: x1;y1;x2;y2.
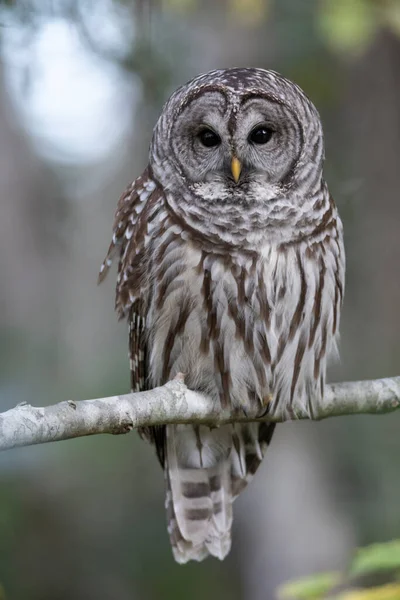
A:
99;68;345;563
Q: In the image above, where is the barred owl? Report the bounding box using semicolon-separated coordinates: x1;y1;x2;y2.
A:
99;68;345;563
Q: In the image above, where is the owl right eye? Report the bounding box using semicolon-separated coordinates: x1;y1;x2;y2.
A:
198;128;221;148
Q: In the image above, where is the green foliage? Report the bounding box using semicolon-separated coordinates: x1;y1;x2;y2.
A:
278;572;341;599
350;541;400;578
318;0;400;55
278;540;400;600
334;583;400;599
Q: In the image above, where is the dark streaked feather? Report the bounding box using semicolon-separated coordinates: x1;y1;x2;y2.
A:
99;170;167;466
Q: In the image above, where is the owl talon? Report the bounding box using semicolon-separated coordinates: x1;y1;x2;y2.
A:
262;393;273;406
257;406;270;419
231;406;249;420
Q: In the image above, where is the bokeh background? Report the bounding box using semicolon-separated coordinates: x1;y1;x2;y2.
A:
0;1;399;598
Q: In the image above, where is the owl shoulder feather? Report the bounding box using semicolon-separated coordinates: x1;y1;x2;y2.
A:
98;166;158;285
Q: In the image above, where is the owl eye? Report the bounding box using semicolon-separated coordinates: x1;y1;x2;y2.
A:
198;128;221;148
248;125;273;145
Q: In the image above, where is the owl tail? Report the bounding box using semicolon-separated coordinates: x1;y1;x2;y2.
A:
164;422;275;563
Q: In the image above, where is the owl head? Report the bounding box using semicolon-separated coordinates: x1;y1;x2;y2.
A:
149;68;325;242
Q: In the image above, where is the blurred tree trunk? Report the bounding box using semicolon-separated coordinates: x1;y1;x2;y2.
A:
235;424;354;599
332;27;400;544
342;28;400;380
0;60;68;403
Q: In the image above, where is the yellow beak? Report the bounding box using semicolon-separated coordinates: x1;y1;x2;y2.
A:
231;156;242;183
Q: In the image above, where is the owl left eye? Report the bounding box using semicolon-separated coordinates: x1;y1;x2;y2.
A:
198;128;221;148
248;125;274;145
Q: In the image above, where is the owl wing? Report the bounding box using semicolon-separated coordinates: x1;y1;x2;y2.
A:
99;167;166;463
98;166;156;297
128;302;166;466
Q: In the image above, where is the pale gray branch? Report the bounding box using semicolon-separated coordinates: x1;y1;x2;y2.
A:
1;376;400;452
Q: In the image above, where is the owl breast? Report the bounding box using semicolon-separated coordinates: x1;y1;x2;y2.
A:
145;207;341;419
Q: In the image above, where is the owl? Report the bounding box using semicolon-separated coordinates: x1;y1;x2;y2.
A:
99;68;345;563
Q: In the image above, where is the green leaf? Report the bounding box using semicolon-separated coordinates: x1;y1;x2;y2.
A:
335;582;400;600
349;540;400;577
278;572;341;599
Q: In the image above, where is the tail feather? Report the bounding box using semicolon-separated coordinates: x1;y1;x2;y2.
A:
164;422;275;563
165;424;232;563
165;469;210;563
208;461;232;560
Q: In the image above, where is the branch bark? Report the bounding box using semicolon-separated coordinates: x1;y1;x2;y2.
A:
1;376;399;452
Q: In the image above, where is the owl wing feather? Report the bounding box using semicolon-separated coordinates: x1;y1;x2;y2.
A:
99;168;166;463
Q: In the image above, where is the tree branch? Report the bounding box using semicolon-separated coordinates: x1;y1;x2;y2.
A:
1;376;399;452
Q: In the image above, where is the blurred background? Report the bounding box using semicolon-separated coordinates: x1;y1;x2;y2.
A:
0;0;399;598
